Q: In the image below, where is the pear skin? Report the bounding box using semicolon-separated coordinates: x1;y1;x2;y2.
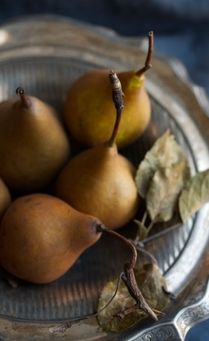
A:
0;90;70;191
64;69;150;148
0;178;11;220
56;145;139;229
0;194;102;284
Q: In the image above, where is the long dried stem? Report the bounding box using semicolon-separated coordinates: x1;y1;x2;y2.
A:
136;31;154;77
96;225;158;321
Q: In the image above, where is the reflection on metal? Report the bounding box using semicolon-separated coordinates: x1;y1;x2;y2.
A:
0;30;9;45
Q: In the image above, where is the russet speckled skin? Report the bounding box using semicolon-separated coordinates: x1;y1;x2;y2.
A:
0;194;102;284
56;145;139;229
0;96;70;191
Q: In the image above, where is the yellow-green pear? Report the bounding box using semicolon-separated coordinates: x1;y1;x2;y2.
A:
64;32;153;148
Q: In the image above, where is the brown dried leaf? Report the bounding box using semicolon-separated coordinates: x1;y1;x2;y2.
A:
97;262;169;332
135;130;189;198
179;169;209;223
146;160;190;222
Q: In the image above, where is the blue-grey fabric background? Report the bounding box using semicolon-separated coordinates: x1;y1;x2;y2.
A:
0;1;209;339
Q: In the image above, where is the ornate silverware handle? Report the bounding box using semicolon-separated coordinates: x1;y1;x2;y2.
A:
174;278;209;339
131;278;209;341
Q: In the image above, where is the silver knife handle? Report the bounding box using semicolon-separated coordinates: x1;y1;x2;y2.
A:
174;278;209;339
133;278;209;341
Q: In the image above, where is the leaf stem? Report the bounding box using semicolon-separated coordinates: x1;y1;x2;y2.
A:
97;274;122;314
108;71;124;147
146;219;156;235
134;242;158;266
142;211;148;225
136;31;154;77
142;222;181;245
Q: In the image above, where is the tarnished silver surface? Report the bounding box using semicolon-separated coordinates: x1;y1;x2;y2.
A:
0;15;208;340
130;278;209;341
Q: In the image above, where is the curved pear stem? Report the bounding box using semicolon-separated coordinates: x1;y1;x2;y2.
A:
136;31;154;78
97;225;137;268
96;225;158;321
16;87;31;108
108;71;124;147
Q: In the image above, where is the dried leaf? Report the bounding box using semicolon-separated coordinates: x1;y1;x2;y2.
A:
135;130;188;198
146;161;190;222
179;169;209;223
134;220;148;241
97;262;169;332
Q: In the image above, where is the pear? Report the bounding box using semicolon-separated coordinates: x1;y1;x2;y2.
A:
0;194;102;284
0;193;157;321
56;71;139;230
0;178;11;220
0;87;70;191
64;32;153;148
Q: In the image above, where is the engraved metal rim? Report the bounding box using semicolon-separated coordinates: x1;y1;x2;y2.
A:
128;278;209;341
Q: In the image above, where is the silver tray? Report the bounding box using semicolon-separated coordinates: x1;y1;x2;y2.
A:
0;15;209;340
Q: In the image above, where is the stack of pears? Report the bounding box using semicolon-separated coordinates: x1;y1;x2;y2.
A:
0;84;100;282
56;71;139;229
0;32;154;284
64;32;153;148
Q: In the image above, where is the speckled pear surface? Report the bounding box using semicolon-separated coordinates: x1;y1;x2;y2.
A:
0;90;70;191
56;144;139;229
0;194;102;284
64;69;150;148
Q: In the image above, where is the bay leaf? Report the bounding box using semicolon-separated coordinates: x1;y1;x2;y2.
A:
97;262;169;332
146;160;190;222
179;169;209;223
135;130;188;198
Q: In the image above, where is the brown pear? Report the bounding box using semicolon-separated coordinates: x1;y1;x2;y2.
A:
56;72;139;230
0;194;102;284
0;178;11;220
0;88;70;191
64;32;153;148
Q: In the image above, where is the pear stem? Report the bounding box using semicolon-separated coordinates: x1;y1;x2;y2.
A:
108;71;124;147
16;87;31;108
136;31;154;77
96;225;158;321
